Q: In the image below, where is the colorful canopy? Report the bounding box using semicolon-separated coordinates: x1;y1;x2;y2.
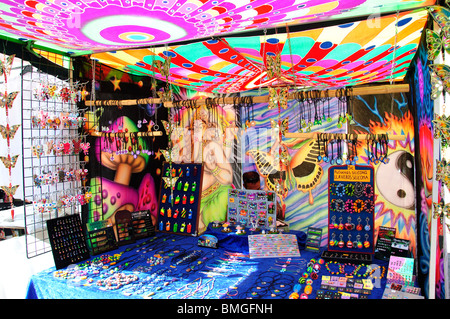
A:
0;0;434;56
91;9;429;93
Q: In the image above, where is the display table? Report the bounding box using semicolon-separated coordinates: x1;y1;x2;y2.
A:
26;225;388;299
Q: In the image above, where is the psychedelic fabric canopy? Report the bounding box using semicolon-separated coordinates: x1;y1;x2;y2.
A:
0;0;434;55
91;9;429;94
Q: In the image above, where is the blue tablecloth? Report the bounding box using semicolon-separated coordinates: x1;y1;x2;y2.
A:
26;226;387;299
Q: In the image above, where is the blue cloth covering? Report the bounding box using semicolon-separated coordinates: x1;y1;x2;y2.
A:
26;225;387;299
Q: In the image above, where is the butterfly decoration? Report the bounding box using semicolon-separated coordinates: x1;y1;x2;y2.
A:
161;145;180;163
429;5;450;40
0;54;15;78
53;143;63;156
155;55;172;78
158;88;173;102
0;91;19;109
268;87;288;110
80;142;90;155
432;113;450;147
266;52;282;80
0;124;20;140
436;158;450;190
0;185;19;198
426;29;450;61
430;64;450;99
162;176;179;189
433;201;450;231
270;117;289;136
430;70;446;100
247;138;324;204
0;154;19;169
32;145;44;158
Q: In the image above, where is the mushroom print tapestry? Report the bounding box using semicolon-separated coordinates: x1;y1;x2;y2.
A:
84;89;169;229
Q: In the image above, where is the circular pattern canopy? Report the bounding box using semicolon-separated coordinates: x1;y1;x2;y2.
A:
91;10;428;93
0;0;434;55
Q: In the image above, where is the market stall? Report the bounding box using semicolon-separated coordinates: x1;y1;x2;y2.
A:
0;0;447;302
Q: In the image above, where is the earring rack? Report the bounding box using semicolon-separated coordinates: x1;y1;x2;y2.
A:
89;131;163;137
84;83;410;109
20;51;87;259
284;132;406;141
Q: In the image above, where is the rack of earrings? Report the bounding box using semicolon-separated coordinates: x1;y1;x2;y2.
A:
21;55;89;258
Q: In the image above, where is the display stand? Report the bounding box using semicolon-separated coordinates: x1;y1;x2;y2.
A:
157;162;203;236
226;189;277;230
131;210;155;240
324;165;375;263
86;218;118;255
46;214;90;269
114;210;135;246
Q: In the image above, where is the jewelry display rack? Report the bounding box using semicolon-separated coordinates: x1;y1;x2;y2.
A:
21;51;87;258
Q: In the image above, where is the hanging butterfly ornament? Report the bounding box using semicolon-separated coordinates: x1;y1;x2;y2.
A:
432;201;450;231
429;5;450;40
0;185;19;198
266;52;282;80
426;29;450;61
0;124;20;140
268;87;288;110
432;113;450;148
0;154;19;169
0;54;15;79
436;158;450;191
0;91;19;109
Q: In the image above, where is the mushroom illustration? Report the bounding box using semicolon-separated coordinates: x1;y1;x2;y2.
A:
95;116;150;185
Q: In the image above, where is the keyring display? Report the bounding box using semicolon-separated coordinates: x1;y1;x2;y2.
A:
327;165;375;254
157;162;203;236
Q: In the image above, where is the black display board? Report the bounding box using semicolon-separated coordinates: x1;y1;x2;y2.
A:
327;165;375;255
47;214;90;269
157;162;203;236
114;210;135;246
131;210;155;239
86;218;118;255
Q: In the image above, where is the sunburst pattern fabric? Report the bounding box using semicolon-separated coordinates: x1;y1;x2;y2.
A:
91;9;428;93
0;1;434;55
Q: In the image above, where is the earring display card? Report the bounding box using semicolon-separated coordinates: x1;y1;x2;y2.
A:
157;162;203;236
47;214;90;269
115;210;135;246
327;165;375;255
131;210;155;239
86;219;118;255
226;189;277;230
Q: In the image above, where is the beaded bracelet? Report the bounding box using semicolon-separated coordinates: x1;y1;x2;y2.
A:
335;199;345;212
344;199;354;213
364;199;374;212
339;263;357;276
368;265;386;279
353;199;365;213
325;261;341;275
363;184;374;198
354;182;364;198
354;264;371;277
335;183;346;197
329;183;337;196
345;183;355;197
